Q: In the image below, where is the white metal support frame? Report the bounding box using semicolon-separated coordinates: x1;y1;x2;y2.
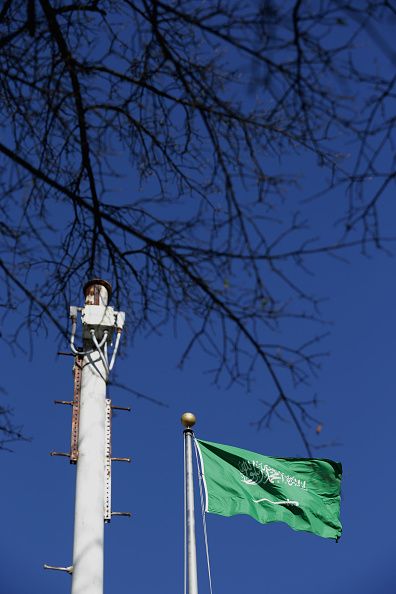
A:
104;398;112;523
68;280;125;594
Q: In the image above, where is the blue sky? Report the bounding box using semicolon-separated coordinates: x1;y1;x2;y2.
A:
1;220;395;594
1;6;396;594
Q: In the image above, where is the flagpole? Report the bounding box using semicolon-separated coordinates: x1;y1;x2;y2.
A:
182;412;199;594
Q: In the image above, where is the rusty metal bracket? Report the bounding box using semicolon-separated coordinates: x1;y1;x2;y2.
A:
70;355;83;464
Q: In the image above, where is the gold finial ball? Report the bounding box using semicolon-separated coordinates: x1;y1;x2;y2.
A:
181;412;196;428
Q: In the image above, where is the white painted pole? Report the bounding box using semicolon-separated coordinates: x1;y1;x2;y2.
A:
70;279;116;594
71;349;107;594
182;413;199;594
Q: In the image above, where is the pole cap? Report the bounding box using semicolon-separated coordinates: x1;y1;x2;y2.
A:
181;412;196;428
83;279;113;302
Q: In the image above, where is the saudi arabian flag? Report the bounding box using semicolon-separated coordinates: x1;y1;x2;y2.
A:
196;439;342;540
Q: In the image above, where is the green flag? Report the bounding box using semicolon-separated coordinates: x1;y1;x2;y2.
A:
196;439;342;540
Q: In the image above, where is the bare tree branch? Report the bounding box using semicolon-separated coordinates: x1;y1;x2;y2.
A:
0;0;394;452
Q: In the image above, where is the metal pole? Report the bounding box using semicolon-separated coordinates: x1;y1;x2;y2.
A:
45;280;126;591
70;279;120;594
71;349;107;594
182;413;199;594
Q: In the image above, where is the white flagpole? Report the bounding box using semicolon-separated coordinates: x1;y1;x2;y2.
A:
182;413;199;594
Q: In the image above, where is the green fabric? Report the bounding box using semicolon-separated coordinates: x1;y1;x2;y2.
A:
196;439;342;540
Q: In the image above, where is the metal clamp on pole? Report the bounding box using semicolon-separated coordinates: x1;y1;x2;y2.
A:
111;512;132;518
111;457;131;463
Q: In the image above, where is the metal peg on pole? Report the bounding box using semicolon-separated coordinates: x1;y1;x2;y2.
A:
182;412;199;594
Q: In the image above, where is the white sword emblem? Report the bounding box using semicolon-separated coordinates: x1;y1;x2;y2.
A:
252;498;299;507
